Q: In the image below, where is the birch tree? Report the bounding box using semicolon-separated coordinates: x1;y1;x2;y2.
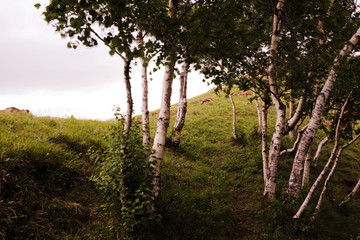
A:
229;94;238;140
293;54;360;218
339;178;360;206
136;29;151;145
149;0;178;202
288;27;360;196
41;0;154;133
171;61;189;145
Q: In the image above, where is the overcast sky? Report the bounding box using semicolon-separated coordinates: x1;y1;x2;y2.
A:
0;0;212;120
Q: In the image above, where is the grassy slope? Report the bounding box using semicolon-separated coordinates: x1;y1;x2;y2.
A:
0;113;110;239
1;90;360;239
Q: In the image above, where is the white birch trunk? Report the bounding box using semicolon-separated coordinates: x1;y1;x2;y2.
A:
150;60;175;201
253;90;262;134
312;133;360;221
263;0;286;198
261;99;269;186
171;62;189;145
339;178;360;206
287;27;360;196
293;138;339;219
123;59;133;133
293;92;352;219
150;0;177;203
313;136;329;167
229;94;238;140
288;94;295;139
141;59;150;145
136;29;150;146
302;147;312;187
280;124;307;156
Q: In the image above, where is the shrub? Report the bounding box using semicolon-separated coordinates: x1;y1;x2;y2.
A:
91;115;157;239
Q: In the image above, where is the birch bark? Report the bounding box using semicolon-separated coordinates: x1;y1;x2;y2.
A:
263;0;286;198
287;26;360;196
261;98;269;186
313;136;329;167
288;94;295;139
229;94;238;140
280;124;307;156
150;0;177;202
302;147;311;187
293;91;352;219
171;62;189;145
123;59;133;133
136;29;150;146
253;90;262;134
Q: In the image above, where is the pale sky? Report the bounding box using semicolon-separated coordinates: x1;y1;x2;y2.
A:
0;0;212;120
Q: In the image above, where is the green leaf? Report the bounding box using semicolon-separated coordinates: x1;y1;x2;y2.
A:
34;3;41;9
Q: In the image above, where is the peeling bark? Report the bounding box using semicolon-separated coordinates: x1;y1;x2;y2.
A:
288;27;360;196
123;59;133;133
229;94;238;140
171;62;189;145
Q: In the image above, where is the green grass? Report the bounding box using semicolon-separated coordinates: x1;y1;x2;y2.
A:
1;89;360;239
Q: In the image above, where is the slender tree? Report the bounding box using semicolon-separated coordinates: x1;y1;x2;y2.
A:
41;0;149;132
171;61;189;145
150;0;178;202
288;27;360;196
339;178;360;206
229;94;238;140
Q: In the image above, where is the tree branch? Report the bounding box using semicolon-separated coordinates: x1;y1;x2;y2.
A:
88;26;126;61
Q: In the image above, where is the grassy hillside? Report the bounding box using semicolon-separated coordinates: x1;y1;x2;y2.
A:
1;90;360;239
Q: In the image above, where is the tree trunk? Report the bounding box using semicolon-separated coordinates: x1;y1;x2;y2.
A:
253;90;262;134
293;137;339;219
302;147;311;187
263;0;286;199
312;133;360;221
141;59;150;145
171;61;189;145
313;136;329;167
229;94;238;140
123;59;133;133
280;124;307;156
261;98;269;186
339;178;360;206
149;0;177;203
293;91;352;219
288;93;296;139
287;27;360;196
136;29;150;146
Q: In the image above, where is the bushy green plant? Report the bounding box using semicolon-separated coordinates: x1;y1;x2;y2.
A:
91;115;157;239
